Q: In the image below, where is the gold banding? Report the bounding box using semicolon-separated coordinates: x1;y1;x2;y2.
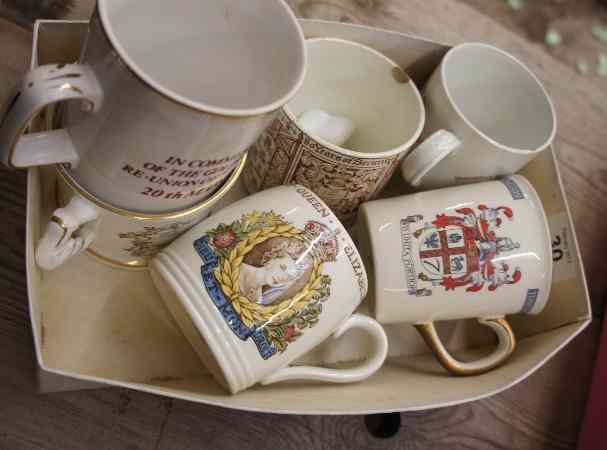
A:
415;318;516;376
85;247;148;271
55;152;247;221
50;215;70;247
56;83;84;95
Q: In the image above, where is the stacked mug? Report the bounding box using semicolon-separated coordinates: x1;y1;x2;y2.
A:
1;0;307;270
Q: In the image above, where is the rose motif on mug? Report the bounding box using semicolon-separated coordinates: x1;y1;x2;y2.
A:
400;205;522;297
212;230;237;249
193;212;339;359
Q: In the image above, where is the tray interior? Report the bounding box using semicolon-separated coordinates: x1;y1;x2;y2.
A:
25;19;591;413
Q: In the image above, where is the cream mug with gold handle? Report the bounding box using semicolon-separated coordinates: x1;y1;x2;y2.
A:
357;175;552;375
0;0;305;213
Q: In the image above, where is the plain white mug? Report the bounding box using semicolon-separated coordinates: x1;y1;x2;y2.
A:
401;43;556;189
150;185;388;394
0;0;306;213
358;175;552;375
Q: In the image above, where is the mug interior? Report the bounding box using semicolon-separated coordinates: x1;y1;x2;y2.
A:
99;0;305;115
442;43;556;152
286;38;425;155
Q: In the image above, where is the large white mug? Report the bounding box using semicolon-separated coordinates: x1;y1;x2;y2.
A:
357;175;552;375
0;0;306;213
149;185;388;394
401;43;556;189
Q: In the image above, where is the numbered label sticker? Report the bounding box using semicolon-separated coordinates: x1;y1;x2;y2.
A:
549;212;577;284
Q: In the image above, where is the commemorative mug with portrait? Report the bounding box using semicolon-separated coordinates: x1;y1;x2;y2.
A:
401;43;557;189
36;156;246;271
243;37;425;225
149;185;388;394
357;175;552;375
0;0;306;213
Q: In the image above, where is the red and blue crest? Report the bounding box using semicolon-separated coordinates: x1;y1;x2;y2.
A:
410;205;522;293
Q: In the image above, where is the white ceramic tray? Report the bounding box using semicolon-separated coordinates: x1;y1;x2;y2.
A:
26;19;591;414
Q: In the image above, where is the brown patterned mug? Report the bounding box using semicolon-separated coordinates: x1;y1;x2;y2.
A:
243;38;426;225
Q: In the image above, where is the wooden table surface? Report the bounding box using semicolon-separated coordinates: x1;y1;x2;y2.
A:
1;1;606;449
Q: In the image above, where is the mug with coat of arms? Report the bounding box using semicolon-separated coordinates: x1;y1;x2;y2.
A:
149;184;388;394
357;175;552;376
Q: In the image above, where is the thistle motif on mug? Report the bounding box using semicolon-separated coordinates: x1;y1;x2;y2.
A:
119;221;196;257
400;205;522;297
194;212;339;359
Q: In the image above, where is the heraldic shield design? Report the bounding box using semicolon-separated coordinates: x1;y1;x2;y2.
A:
193;211;338;359
401;205;523;297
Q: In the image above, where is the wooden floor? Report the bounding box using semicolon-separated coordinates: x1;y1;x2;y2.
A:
463;0;607;81
1;1;606;449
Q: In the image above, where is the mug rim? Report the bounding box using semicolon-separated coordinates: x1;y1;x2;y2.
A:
97;0;307;117
283;37;426;160
440;42;557;155
55;153;247;221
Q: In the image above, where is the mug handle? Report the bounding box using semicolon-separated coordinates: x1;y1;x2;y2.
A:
0;64;103;169
36;195;100;271
401;130;462;187
415;317;516;376
260;314;388;386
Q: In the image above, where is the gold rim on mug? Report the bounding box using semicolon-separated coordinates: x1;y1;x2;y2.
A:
86;247;148;271
55;153;247;221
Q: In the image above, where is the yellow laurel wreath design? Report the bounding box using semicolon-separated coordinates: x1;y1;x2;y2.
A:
214;223;323;328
